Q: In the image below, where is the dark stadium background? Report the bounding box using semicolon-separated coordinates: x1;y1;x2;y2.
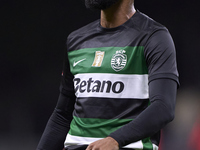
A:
1;0;200;150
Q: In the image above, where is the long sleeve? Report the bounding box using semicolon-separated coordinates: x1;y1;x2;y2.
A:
109;29;179;147
109;78;177;147
37;50;76;150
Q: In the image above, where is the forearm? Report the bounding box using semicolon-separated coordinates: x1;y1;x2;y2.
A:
37;92;75;150
37;109;71;150
109;79;177;147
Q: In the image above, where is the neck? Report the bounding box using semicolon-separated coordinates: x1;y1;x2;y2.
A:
100;0;136;28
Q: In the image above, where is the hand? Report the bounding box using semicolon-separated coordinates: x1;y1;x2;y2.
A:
86;137;119;150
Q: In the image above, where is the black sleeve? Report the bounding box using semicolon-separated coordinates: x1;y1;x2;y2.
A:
145;29;179;84
109;29;179;147
109;78;177;147
37;50;76;150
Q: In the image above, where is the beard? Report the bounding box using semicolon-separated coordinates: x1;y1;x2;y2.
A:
85;0;120;10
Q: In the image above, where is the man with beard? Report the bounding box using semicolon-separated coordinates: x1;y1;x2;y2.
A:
37;0;179;150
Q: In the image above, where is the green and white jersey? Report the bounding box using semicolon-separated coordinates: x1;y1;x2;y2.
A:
64;11;179;150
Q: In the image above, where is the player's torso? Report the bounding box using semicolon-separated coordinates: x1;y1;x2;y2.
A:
65;13;160;150
67;27;150;127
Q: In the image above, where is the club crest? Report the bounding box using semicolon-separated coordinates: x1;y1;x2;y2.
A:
111;50;127;72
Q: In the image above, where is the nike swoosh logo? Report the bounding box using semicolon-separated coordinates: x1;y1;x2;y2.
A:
73;58;86;67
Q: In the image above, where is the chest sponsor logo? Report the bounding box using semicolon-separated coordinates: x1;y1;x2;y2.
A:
92;51;105;67
74;78;124;94
111;50;127;72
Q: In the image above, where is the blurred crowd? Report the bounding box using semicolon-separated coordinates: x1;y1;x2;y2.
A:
159;88;200;150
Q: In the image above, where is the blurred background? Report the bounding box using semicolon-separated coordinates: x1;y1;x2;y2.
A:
1;0;200;150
